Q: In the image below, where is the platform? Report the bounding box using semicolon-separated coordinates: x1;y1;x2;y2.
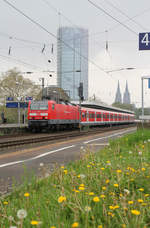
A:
0;123;28;128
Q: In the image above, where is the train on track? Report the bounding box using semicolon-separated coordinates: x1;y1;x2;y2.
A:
27;100;135;131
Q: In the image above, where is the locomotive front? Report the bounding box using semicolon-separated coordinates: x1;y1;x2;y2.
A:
28;100;49;131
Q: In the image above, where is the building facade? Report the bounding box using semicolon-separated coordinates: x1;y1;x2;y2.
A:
57;27;88;101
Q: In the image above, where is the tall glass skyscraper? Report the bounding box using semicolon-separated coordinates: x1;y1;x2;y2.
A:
57;27;88;101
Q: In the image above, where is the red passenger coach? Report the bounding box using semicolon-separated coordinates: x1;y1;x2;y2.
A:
28;100;135;131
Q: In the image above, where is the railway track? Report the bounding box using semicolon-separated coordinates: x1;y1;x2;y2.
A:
0;124;136;150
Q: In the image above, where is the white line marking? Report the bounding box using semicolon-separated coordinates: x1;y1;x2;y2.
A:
90;143;109;146
84;129;135;144
0;145;75;168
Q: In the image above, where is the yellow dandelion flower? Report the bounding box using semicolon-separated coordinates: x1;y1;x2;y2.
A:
77;175;80;178
87;165;91;168
114;205;119;209
105;179;110;184
109;206;114;210
100;167;105;170
102;186;106;190
50;226;56;228
116;169;122;173
58;196;66;203
144;194;149;197
139;188;144;192
79;186;85;191
93;196;100;202
114;184;119;187
128;201;133;205
89;192;94;195
64;169;68;174
131;210;140;215
3;201;8;205
98;225;103;228
137;199;143;203
72;222;79;228
121;225;126;228
100;194;105;198
31;220;39;225
80;184;84;187
120;193;123;197
108;212;114;217
142;145;145;149
75;190;80;193
61;166;64;169
141;168;145;171
24;192;30;197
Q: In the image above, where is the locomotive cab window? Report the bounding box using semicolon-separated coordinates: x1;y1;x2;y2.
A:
30;101;48;110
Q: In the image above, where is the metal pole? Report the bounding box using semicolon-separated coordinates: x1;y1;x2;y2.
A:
42;78;44;100
141;77;144;127
18;102;20;126
79;98;81;132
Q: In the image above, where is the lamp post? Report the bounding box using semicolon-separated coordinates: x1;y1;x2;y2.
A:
141;76;150;126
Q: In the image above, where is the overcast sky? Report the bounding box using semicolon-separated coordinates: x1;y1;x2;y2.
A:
1;0;150;106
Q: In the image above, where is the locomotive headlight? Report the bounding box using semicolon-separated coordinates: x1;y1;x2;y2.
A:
30;113;37;116
40;113;48;116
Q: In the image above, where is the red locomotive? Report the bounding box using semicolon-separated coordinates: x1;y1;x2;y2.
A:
28;100;135;131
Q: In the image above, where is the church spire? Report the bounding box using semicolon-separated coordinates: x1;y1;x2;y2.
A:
123;81;131;104
115;81;122;103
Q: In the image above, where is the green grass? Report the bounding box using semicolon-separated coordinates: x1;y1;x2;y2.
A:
1;129;150;227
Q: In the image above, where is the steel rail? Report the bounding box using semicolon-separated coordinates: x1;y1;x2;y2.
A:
0;124;136;150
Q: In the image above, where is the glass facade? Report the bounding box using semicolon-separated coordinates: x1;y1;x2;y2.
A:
57;27;88;101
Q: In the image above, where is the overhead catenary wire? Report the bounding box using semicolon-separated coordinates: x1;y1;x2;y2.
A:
0;31;52;46
87;0;138;36
2;0;107;73
0;54;44;70
100;0;147;30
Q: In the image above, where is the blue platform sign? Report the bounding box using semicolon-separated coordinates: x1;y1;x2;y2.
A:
6;102;18;108
6;97;14;101
6;102;28;108
139;33;150;50
148;79;150;88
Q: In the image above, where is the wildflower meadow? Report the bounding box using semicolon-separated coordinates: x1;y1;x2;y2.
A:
1;129;150;227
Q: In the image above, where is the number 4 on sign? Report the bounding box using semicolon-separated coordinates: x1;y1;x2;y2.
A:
141;33;150;46
139;32;150;50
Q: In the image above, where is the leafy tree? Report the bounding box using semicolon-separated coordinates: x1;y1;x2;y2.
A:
0;68;41;123
0;68;41;103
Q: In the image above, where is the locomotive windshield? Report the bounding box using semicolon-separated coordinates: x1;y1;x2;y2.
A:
30;101;48;110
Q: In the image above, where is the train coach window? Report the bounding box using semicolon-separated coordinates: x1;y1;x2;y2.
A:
82;112;85;118
96;113;101;118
